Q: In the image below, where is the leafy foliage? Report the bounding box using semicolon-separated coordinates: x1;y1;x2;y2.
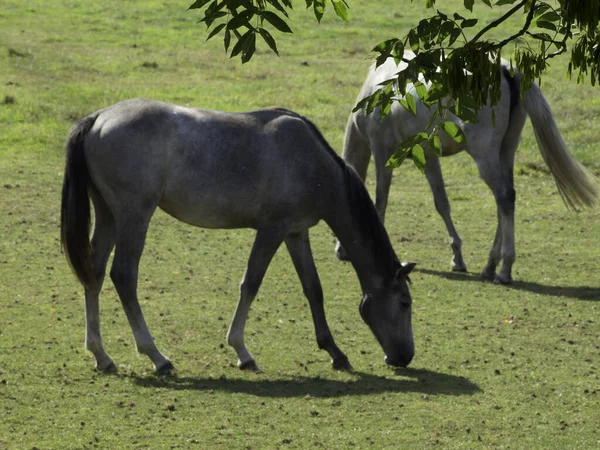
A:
190;1;600;171
189;0;349;63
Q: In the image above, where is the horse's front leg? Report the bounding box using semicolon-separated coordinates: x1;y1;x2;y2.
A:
372;144;394;223
285;231;352;371
227;228;286;372
424;156;467;272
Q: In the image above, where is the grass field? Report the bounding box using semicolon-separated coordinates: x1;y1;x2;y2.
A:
1;1;599;448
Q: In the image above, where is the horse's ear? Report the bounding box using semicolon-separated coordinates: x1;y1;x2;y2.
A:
397;262;416;278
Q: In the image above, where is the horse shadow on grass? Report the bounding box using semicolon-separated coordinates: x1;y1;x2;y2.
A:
416;268;600;301
130;367;480;398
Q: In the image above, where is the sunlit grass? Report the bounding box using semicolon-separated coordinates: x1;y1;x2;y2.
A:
1;1;599;449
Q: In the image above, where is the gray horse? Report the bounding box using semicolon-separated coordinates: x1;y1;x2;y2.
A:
336;52;598;284
61;99;416;374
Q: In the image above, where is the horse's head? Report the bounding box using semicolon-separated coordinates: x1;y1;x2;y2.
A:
359;262;416;367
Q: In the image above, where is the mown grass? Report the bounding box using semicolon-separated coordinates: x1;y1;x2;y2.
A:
1;1;599;449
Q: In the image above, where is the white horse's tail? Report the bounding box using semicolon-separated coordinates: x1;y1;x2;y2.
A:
522;85;598;210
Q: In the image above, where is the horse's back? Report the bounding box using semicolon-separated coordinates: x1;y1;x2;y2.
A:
350;54;514;158
84;99;341;230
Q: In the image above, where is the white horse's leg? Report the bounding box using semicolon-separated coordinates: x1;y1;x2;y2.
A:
371;144;393;222
285;231;351;371
85;191;116;371
424;156;467;272
336;118;372;261
227;228;286;371
481;210;503;281
475;158;516;284
110;211;173;373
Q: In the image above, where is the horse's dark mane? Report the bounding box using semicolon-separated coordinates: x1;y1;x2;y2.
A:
275;108;401;277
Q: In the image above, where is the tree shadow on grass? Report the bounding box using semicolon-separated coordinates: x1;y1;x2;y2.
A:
416;268;600;301
129;367;480;398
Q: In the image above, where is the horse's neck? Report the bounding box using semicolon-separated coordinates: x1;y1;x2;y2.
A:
327;207;394;293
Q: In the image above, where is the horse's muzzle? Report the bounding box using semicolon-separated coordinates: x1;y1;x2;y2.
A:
385;352;414;368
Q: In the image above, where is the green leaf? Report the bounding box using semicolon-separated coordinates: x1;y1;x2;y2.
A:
266;0;291;17
400;94;417;116
423;82;446;104
392;40;405;65
201;10;227;28
410;145;426;173
372;38;398;53
537;10;561;22
313;0;326;22
408;30;420;53
398;132;428;150
440;121;466;144
331;1;349;22
536;20;557;32
227;10;254;30
530;32;554;42
463;0;474;12
461;18;478;28
428;133;443;157
414;82;428;101
261;11;292;33
495;0;520;5
258;28;279;55
230;29;252;58
449;28;461;46
224;28;231;51
205;23;226;41
240;32;256;64
386;148;410;169
188;0;212;10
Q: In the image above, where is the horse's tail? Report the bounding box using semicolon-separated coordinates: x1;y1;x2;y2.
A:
522;84;598;210
60;115;98;288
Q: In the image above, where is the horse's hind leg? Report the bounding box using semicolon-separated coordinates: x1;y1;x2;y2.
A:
85;189;116;371
285;231;351;371
476;157;516;285
424;156;467;272
110;210;173;373
227;227;286;371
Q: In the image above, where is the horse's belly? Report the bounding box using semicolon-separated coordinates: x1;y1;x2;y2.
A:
159;198;259;229
158;196;320;232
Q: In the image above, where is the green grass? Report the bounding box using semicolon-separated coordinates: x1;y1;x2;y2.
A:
1;1;599;449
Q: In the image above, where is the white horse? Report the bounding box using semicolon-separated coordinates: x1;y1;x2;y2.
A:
336;51;598;284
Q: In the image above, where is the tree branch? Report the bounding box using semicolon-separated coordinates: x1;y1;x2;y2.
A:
470;0;535;49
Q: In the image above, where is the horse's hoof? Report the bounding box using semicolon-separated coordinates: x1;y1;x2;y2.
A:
155;360;176;375
493;274;512;285
452;265;468;273
239;359;262;373
480;269;496;281
332;356;353;372
96;360;118;374
335;246;349;262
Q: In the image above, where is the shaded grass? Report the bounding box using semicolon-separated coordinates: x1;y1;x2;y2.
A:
1;1;599;449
